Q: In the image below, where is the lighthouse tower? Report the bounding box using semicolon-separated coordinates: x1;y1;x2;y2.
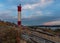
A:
18;4;21;26
16;4;21;43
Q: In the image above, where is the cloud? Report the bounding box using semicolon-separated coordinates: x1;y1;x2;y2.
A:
22;10;53;19
10;6;17;10
0;4;4;7
36;11;52;16
7;0;16;2
22;16;60;26
22;0;54;10
0;10;13;20
0;10;17;23
7;0;12;1
36;11;43;16
43;20;60;25
40;0;54;7
0;10;12;15
22;4;39;10
22;11;43;19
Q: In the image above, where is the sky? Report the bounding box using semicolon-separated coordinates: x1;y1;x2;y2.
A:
0;0;60;26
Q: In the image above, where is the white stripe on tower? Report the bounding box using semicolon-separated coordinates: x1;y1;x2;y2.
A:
18;12;21;21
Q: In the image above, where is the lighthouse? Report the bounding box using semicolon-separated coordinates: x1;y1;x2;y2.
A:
16;4;21;43
17;4;27;43
18;4;21;26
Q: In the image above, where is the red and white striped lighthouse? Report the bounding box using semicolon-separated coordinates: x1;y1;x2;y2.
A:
18;4;21;26
16;4;21;43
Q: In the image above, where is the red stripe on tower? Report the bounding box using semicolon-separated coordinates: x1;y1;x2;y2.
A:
18;21;21;25
18;4;21;12
18;4;21;26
